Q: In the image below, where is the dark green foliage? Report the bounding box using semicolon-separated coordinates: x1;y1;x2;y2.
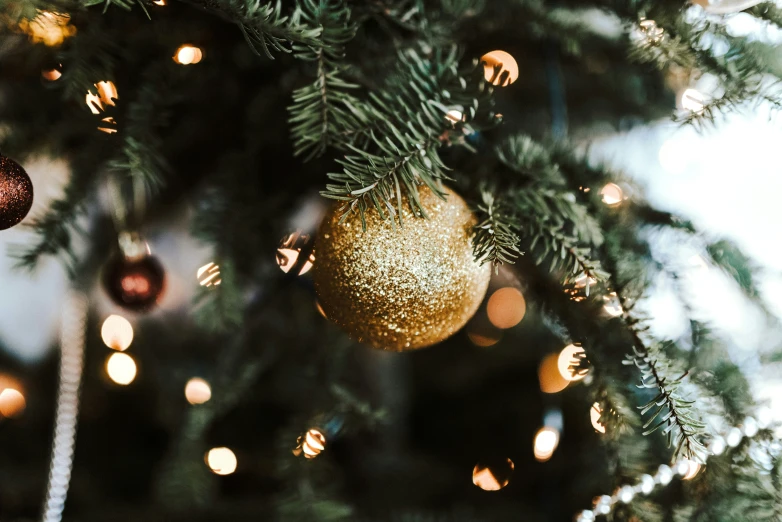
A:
472;189;522;268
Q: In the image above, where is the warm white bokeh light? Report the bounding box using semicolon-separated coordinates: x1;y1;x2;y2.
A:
100;314;134;351
106;353;137;385
680;459;702;480
534;427;560;462
197;262;222;287
472;458;514;491
0;388;26;418
600;183;624;206
481;50;519;86
590;402;606;434
539;353;569;393
42;68;62;81
446;109;464;123
184;377;212;405
467;331;501;347
486;287;526;329
603;292;624;317
293;428;326;459
557;344;586;382
174;45;203;65
276;248;314;275
206;447;237;475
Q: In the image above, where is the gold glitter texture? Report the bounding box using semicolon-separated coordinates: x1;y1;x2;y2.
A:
0;155;34;231
314;186;490;351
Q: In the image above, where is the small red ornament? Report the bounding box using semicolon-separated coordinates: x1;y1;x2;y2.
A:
0;155;34;231
103;233;166;312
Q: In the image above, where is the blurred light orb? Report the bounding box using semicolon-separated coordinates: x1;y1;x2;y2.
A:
446;109;464;123
277;232;315;275
676;459;702;480
486;287;526;329
106;353;137;385
467;331;501;347
635;19;664;44
681;88;706;113
85;81;118;115
197;262;222;287
600;183;623;206
557;344;586;382
184;377;212;405
481;50;519;87
174;45;203;65
472;457;514;491
152;0;165;4
590;403;606;434
293;428;326;459
206;447;237;475
539;353;569;394
603;292;623;317
41;67;62;81
19;11;77;47
534;427;560;462
100;314;134;351
0;388;26;418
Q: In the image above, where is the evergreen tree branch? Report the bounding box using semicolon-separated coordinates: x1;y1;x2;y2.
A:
288;0;367;159
472;189;522;268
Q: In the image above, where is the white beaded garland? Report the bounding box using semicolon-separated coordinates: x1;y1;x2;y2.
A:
573;412;771;521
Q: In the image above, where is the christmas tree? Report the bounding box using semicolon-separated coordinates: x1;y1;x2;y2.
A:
1;0;781;520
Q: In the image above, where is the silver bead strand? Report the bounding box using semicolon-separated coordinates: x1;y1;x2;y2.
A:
41;292;88;522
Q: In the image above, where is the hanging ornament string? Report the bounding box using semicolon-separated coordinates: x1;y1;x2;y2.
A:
41;291;88;522
573;410;774;522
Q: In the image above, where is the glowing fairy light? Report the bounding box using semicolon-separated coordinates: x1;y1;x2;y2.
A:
19;11;77;47
591;403;606;434
472;458;514;491
293;428;326;459
206;447;237;475
533;427;560;462
106;353;137;385
174;45;203;65
100;315;134;351
681;88;706;113
600;183;624;206
481;50;519;86
197;262;222;287
539;353;569;394
486;287;526;329
184;377;212;405
557;344;586;382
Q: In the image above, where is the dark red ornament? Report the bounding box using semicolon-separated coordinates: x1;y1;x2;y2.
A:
103;241;166;312
0;155;34;231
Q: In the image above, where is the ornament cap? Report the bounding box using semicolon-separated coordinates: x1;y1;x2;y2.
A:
118;231;151;261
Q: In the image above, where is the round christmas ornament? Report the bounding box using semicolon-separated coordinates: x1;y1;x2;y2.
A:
0;155;34;231
313;185;491;351
102;233;166;312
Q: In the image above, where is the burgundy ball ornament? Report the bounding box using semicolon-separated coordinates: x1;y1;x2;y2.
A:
103;232;166;312
0;155;34;231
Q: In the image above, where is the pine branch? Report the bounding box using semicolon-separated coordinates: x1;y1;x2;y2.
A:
288;0;367;160
321;46;494;225
234;0;323;58
472;189;522;268
622;316;708;461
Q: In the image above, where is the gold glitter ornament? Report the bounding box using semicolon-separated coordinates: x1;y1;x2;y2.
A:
313;185;490;351
0;155;34;231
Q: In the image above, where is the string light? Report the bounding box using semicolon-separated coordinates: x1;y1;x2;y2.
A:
293;428;326;459
184;378;212;405
85;81;118;114
18;11;77;47
0;388;26;418
173;45;203;65
480;50;519;87
486;287;526;329
197;262;222;287
106;353;137;385
41;66;62;81
600;183;624;206
152;0;166;5
557;344;587;382
533;427;560;462
634;18;664;45
539;353;569;393
276;232;315;275
100;315;134;351
205;447;237;475
472;458;514;491
445;109;465;124
590;403;606;434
